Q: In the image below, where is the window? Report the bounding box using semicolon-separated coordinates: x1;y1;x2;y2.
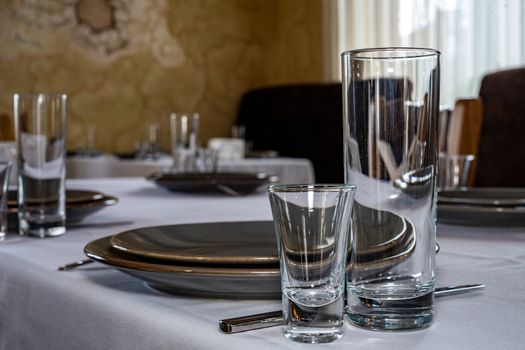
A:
332;0;525;106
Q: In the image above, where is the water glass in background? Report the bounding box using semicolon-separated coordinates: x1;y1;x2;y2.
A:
342;48;440;330
146;123;161;159
14;93;67;238
0;142;17;187
170;112;199;173
0;162;12;240
76;124;100;157
231;124;246;139
196;148;219;173
438;153;475;190
267;184;356;344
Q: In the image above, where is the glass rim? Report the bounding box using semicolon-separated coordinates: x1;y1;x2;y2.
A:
170;112;200;118
341;47;440;60
13;93;67;100
267;184;356;193
438;153;476;161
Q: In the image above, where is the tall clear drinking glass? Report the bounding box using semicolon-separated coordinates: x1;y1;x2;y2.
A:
268;184;356;343
14;93;67;238
170;112;199;173
342;48;440;330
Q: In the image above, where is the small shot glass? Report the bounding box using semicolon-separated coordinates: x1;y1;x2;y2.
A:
267;184;356;344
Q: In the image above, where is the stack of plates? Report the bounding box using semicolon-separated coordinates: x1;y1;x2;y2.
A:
84;214;416;299
146;172;279;195
438;188;525;226
85;221;280;298
7;189;118;228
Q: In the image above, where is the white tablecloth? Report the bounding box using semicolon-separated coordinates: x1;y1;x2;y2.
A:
66;155;315;184
0;178;524;350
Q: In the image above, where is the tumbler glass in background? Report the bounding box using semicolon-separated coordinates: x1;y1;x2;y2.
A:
267;184;356;344
0;142;17;186
438;153;475;190
342;48;440;330
0;161;12;240
14;93;67;238
76;124;99;157
170;112;199;173
196;148;219;173
146;123;161;159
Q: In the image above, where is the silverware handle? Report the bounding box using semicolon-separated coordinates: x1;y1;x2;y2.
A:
434;284;485;296
219;310;283;334
58;259;94;271
219;284;485;334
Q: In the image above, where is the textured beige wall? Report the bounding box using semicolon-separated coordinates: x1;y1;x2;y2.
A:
0;0;324;153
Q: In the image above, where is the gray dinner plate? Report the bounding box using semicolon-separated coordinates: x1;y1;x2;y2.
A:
110;221;278;265
438;188;525;206
110;216;413;266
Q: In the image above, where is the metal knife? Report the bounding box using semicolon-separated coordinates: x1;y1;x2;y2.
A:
219;284;485;334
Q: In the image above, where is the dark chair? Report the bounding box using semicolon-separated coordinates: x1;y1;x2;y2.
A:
475;68;525;187
236;83;344;183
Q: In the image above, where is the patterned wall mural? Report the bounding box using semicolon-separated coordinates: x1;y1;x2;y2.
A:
0;0;324;153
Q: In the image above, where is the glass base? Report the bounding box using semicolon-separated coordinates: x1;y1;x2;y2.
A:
346;291;433;331
19;219;66;238
282;290;344;343
347;311;433;331
284;326;344;344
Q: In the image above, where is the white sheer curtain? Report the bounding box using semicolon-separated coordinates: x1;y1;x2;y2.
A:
337;0;525;106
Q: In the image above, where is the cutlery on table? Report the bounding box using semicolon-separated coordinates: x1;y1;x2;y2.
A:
219;284;485;334
58;259;94;271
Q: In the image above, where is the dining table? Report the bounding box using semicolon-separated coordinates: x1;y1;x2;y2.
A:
0;177;524;350
66;154;315;184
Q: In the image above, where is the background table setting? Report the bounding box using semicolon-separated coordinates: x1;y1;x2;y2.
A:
66;154;315;185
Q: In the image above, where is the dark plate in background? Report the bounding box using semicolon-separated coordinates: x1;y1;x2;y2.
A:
146;172;278;195
7;189;118;229
438;188;525;206
437;204;525;226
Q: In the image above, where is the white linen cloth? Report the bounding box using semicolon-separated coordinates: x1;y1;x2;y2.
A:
66;155;315;184
0;178;524;350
